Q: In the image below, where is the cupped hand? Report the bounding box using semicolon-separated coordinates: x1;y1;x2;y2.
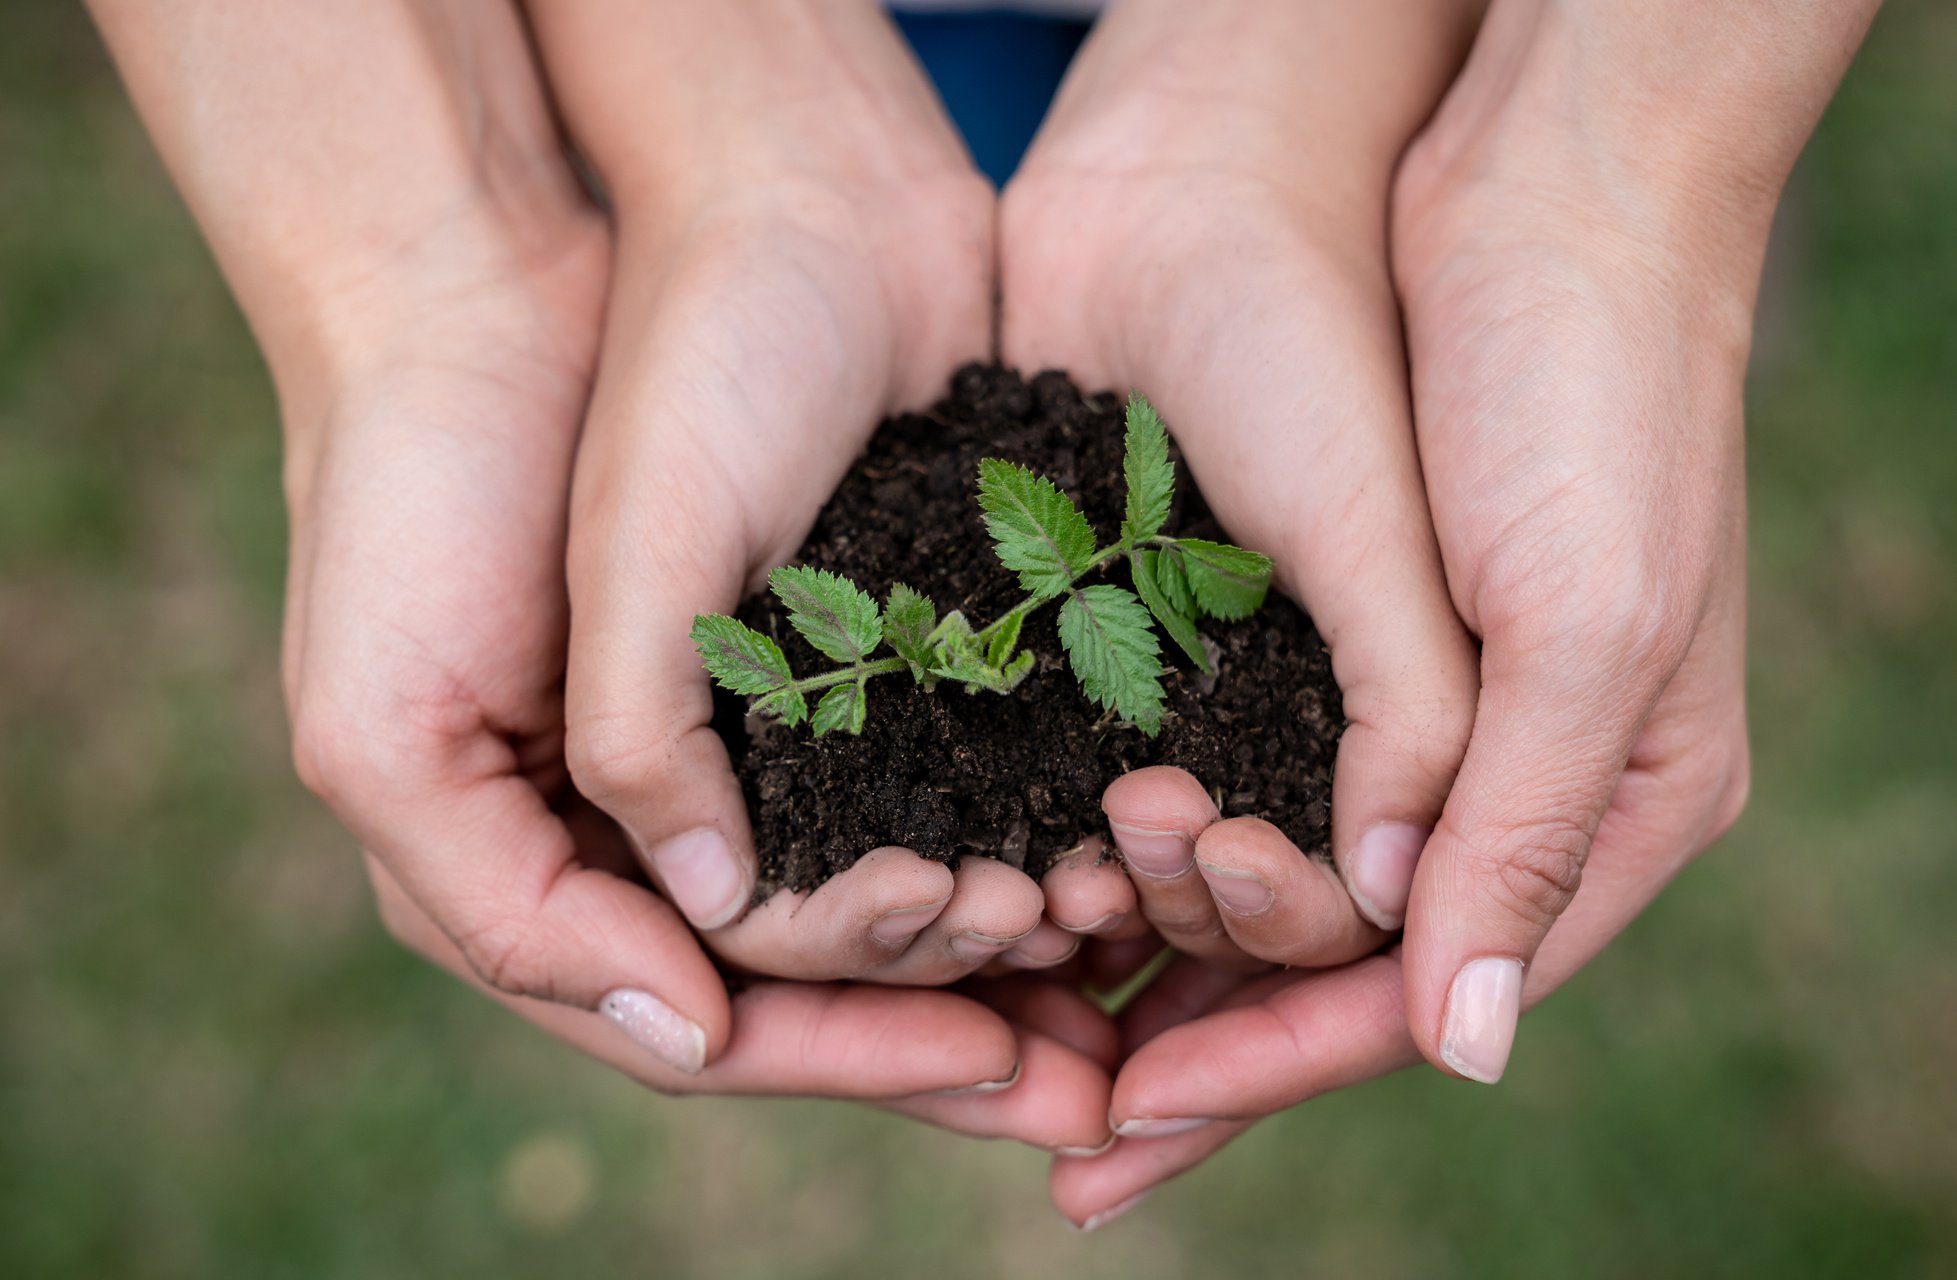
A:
1033;0;1870;1226
95;0;1115;1152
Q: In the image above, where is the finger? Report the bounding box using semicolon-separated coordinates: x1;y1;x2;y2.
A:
1102;767;1253;967
888;1031;1115;1155
374;859;1026;1096
1038;837;1138;937
347;768;731;1077
1050;1122;1254;1232
1401;615;1687;1083
864;856;1046;985
970;974;1123;1073
704;847;954;980
1191;817;1389;967
1115;952;1267;1054
996;919;1082;971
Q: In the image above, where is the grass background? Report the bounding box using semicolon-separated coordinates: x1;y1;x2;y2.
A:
3;5;1953;1277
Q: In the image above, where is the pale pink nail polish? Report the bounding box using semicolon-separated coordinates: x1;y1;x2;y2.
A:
1112;1115;1211;1138
1074;1189;1153;1233
1109;821;1193;879
1195;860;1273;915
646;828;748;930
598;988;707;1075
1439;956;1524;1084
1345;823;1429;929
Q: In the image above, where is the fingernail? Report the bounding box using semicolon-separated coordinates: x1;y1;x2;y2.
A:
1060;910;1127;935
598;988;707;1075
1345;822;1429;929
646;828;748;929
871;901;946;946
1053;1133;1117;1157
949;931;1024;964
1072;1189;1153;1233
1000;935;1081;969
1109;821;1193;879
1195;860;1273;916
1439;956;1524;1084
1112;1115;1211;1138
930;1062;1021;1096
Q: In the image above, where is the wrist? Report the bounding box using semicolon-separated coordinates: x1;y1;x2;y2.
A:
526;0;974;223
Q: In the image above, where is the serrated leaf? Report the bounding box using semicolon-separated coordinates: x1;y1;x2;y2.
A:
884;583;938;678
1121;392;1174;545
755;686;809;727
769;565;882;663
1177;538;1273;620
1157;545;1195;616
977;459;1097;600
985;607;1025;668
691;614;796;695
1058;584;1165;735
1132;551;1211;674
811;680;867;736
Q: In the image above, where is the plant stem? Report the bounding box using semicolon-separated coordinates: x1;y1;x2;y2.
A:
784;656;909;698
976;541;1131;644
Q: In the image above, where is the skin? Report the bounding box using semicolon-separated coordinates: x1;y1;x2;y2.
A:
86;0;1112;1151
89;0;1882;1230
1019;0;1881;1227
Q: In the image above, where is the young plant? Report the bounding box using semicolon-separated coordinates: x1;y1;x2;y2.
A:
690;394;1273;738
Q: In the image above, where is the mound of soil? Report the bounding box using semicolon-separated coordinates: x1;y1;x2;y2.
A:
718;365;1343;895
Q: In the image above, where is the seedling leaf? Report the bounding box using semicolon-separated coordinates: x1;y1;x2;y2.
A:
770;565;883;663
1121;392;1174;545
978;459;1096;600
1156;545;1195;616
986;608;1025;668
1177;538;1273;619
1132;550;1211;673
884;584;938;678
755;686;809;727
812;679;868;736
692;614;795;695
1059;584;1165;735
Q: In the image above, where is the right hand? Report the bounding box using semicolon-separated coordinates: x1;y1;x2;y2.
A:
90;0;1113;1152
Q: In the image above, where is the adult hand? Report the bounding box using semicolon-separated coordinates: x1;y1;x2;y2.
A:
1024;0;1881;1226
89;0;1112;1152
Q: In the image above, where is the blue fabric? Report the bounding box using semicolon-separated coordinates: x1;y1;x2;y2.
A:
892;10;1091;186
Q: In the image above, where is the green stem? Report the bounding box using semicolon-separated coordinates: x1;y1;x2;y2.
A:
784;655;909;698
976;541;1131;644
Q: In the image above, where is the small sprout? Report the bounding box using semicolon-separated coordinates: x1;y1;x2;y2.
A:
691;392;1274;738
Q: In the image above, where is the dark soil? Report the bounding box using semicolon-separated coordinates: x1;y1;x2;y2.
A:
718;365;1344;896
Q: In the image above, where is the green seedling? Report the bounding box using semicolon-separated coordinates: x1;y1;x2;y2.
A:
691;394;1273;738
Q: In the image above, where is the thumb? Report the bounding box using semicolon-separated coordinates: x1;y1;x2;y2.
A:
1401;615;1681;1083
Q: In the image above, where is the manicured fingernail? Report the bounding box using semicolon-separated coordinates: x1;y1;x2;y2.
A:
1073;1189;1153;1233
1053;1133;1117;1157
1345;822;1429;929
949;931;1023;964
1195;860;1273;916
1109;821;1193;879
598;988;706;1075
645;827;748;929
930;1062;1021;1096
1112;1115;1211;1138
871;901;946;946
1439;956;1524;1084
1060;910;1127;935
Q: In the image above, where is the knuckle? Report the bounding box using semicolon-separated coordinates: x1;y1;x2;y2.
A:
1461;820;1591;931
454;915;558;1002
1706;738;1753;845
290;708;388;807
563;715;662;808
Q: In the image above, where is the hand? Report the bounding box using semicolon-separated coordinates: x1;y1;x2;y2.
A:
1023;0;1879;1226
89;0;1113;1152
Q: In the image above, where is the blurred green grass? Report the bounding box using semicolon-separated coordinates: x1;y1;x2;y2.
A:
3;5;1953;1277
